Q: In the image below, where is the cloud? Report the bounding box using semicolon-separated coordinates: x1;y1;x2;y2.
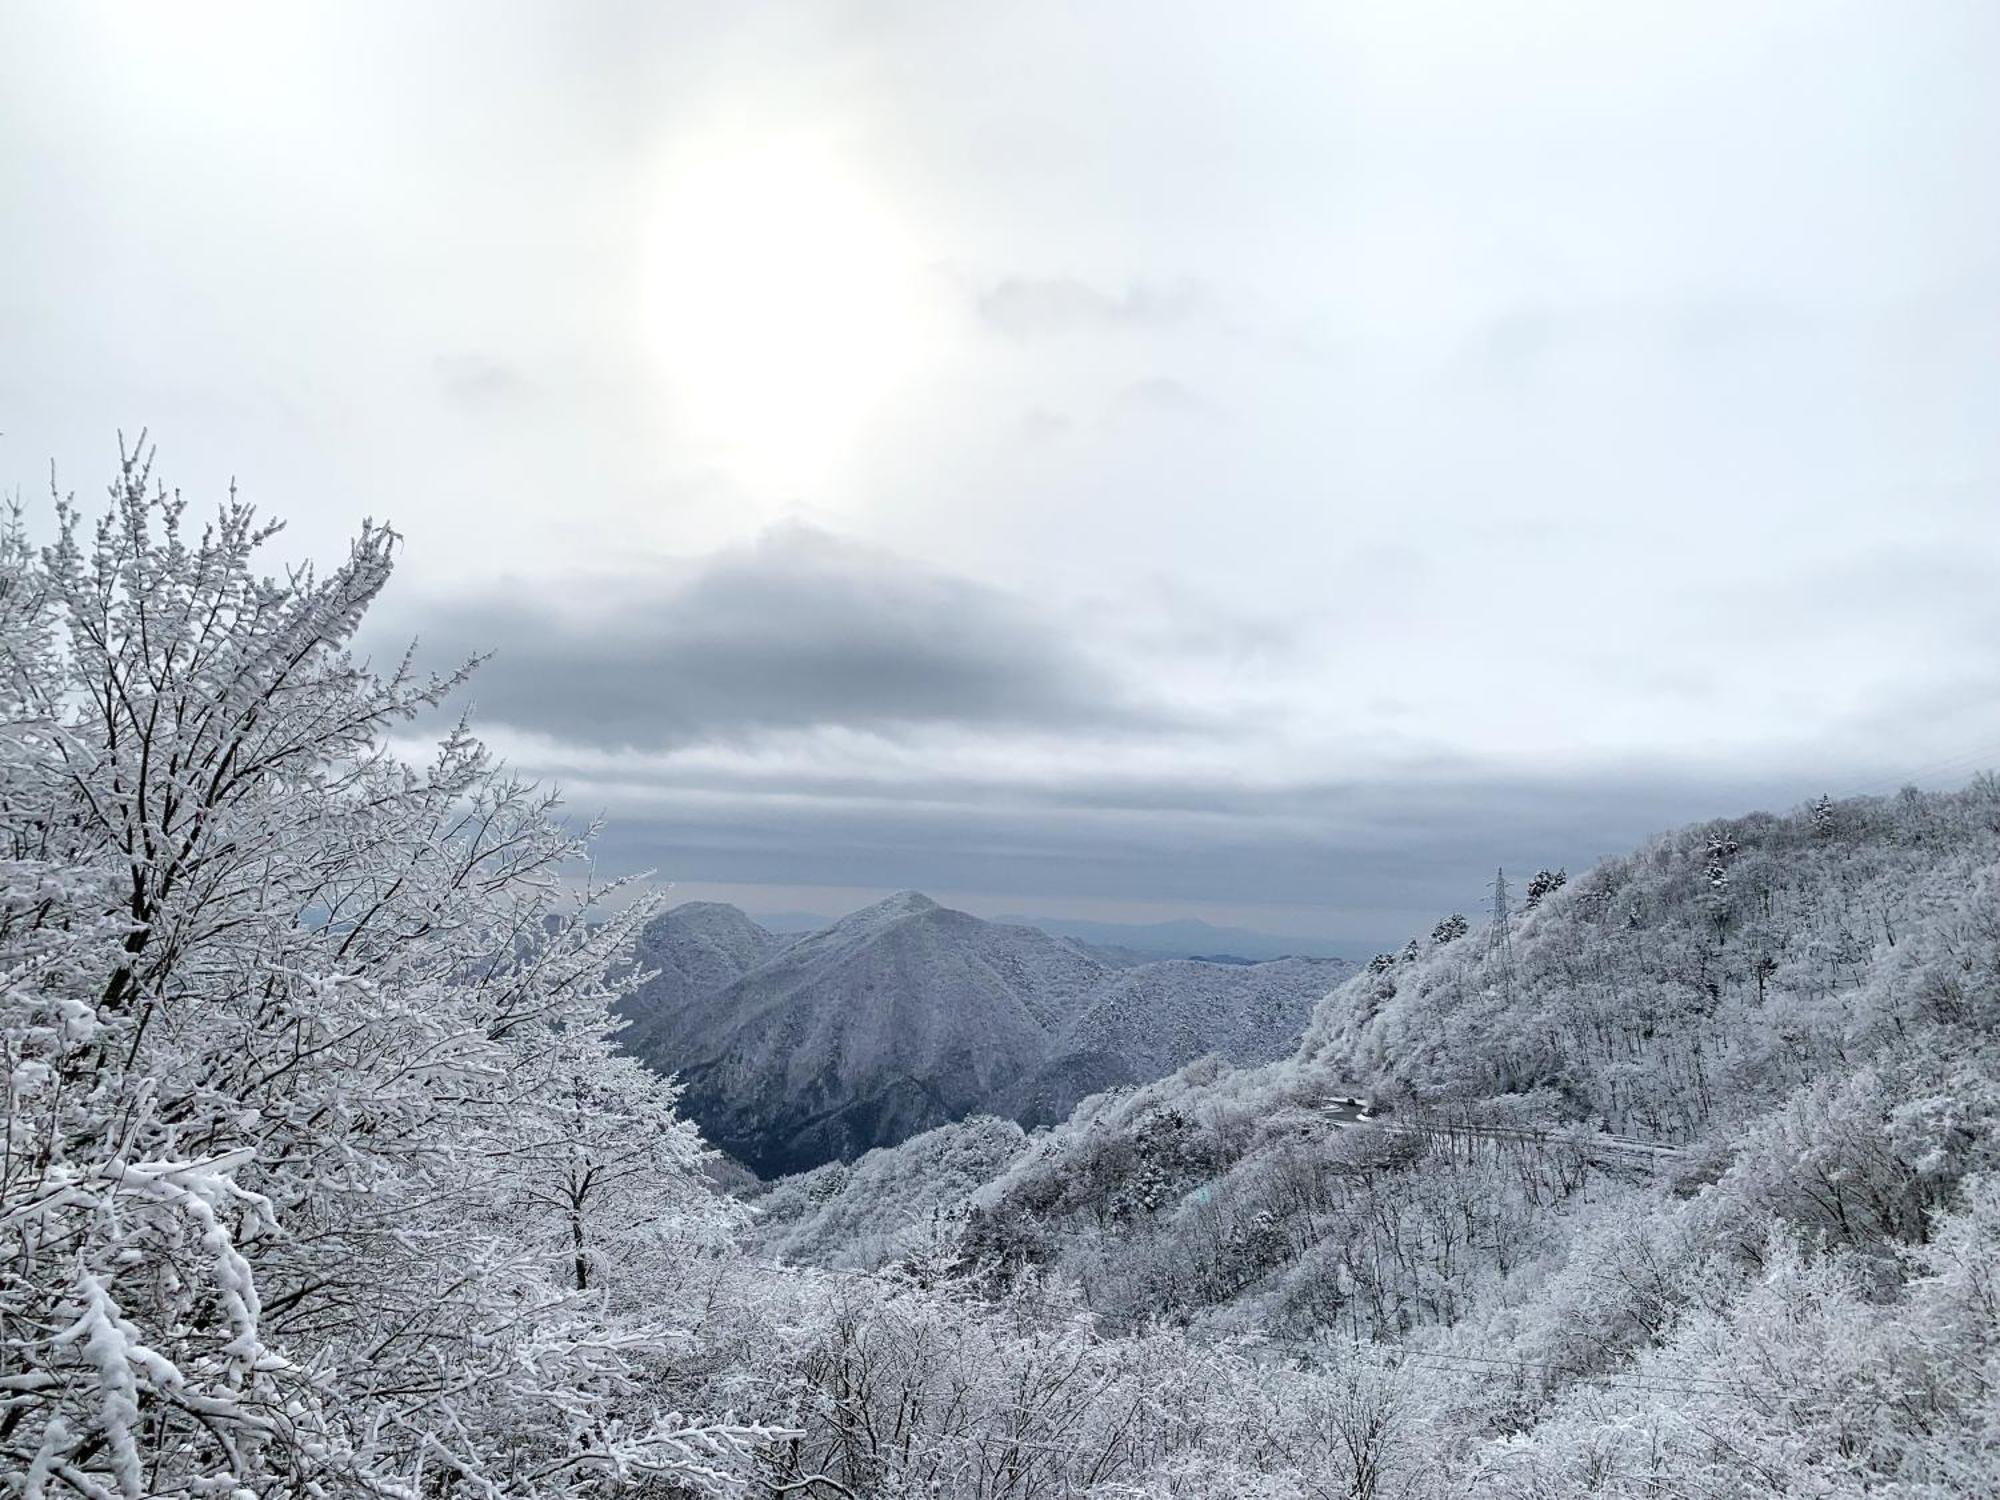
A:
433;355;531;407
1109;376;1211;420
1461;296;1824;383
548;744;1815;947
11;0;1999;939
976;276;1206;338
408;527;1177;750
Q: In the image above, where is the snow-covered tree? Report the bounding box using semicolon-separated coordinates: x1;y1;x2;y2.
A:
1524;867;1567;909
0;445;775;1495
1430;913;1470;945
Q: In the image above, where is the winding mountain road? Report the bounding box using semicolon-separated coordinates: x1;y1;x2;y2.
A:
1318;1094;1684;1168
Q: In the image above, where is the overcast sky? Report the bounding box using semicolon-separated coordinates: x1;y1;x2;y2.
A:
5;2;1998;946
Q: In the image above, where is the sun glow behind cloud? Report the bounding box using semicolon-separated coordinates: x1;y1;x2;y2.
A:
10;1;1999;933
640;131;936;500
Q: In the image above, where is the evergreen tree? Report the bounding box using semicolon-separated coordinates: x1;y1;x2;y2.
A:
1525;867;1568;909
1431;913;1471;945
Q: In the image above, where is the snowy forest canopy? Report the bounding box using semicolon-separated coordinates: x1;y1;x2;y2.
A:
4;452;2000;1497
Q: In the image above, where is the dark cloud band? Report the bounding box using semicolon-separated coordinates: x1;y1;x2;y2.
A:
410;527;1177;750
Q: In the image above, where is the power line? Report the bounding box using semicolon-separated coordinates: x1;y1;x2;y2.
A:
1823;740;2000;803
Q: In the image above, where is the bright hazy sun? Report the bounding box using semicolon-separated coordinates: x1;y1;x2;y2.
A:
642;134;932;499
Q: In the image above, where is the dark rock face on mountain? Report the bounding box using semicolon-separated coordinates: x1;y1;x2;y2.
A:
621;892;1345;1176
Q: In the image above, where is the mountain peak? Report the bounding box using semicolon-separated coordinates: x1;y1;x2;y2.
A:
853;890;941;921
649;901;777;946
666;899;759;922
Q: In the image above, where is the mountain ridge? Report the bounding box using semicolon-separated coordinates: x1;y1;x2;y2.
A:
993;911;1355;962
620;892;1347;1175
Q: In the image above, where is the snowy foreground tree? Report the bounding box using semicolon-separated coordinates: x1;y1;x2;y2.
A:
0;446;778;1495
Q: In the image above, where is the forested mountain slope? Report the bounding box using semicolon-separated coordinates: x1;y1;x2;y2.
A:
718;782;2000;1496
614;898;787;1041
1309;787;2000;1135
620;891;1343;1173
994;955;1343;1127
627;892;1105;1174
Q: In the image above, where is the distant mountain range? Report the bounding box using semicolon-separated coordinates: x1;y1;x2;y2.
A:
617;893;1348;1177
755;906;1354;963
993;912;1355;963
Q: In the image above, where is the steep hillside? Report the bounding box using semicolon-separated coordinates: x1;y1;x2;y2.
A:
623;892;1343;1175
1061;955;1338;1077
751;1114;1031;1269
630;892;1110;1174
1306;783;2000;1145
702;785;2000;1493
738;784;2000;1497
996;956;1343;1126
615;900;787;1048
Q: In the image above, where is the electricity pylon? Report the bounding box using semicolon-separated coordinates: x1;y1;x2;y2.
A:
1487;866;1516;999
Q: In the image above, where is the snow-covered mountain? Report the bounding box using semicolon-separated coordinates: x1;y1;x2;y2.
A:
995;956;1345;1127
760;787;2000;1319
620;892;1345;1175
739;785;2000;1494
616;901;789;1034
